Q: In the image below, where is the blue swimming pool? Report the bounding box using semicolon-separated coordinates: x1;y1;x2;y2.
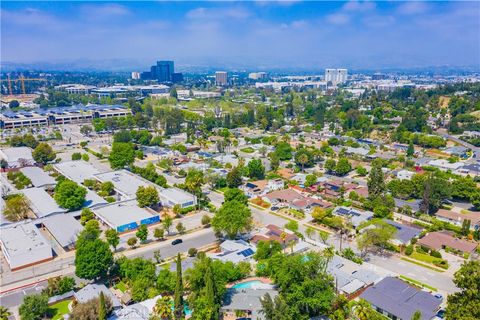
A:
232;280;264;289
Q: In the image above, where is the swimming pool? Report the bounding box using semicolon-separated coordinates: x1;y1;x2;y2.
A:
232;280;264;289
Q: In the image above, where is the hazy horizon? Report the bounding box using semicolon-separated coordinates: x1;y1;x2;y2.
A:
1;1;479;71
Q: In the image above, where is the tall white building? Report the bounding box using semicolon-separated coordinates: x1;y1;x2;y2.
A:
131;72;140;80
325;68;348;85
248;72;268;80
215;71;228;86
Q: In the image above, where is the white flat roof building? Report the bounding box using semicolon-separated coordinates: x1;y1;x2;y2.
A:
42;214;84;249
0;223;53;270
94;169;150;199
20;167;56;188
92;200;160;232
0;147;34;168
22;187;68;218
159;187;197;208
54;161;101;184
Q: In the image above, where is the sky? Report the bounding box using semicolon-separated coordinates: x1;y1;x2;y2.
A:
1;1;479;71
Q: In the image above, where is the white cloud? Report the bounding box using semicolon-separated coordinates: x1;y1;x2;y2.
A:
326;13;350;25
186;7;251;20
397;2;428;15
343;1;376;12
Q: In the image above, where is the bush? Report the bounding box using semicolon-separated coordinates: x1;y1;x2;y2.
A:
188;248;198;257
105;196;116;203
405;244;414;256
430;250;442;258
71;152;82;161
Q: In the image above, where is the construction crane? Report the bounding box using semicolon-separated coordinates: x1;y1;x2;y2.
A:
1;74;47;95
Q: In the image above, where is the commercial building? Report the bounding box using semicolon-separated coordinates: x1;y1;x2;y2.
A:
360;277;441;320
248;72;268;80
131;72;140;80
158;187;197;208
140;60;183;83
20;167;56;188
54;84;97;94
0;112;49;129
22;187;67;218
42;214;84;250
325;68;348;85
54;160;101;184
94;169;151;200
92;200;160;232
0;147;34;168
0;222;53;270
215;71;228;86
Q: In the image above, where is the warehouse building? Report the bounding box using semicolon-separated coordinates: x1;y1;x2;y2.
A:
92;200;160;233
0;223;53;270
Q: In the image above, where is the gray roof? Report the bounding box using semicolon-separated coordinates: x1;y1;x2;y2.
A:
74;283;121;308
360;277;441;320
92;200;157;229
54;161;100;184
221;288;278;320
84;189;108;208
394;198;421;212
95;170;150;198
386;220;422;244
42;214;84;248
22;187;67;218
20;167;56;187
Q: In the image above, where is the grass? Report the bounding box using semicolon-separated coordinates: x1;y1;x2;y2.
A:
115;281;128;293
410;251;443;264
401;257;445;272
49;299;71;320
399;275;438;292
240;147;255;153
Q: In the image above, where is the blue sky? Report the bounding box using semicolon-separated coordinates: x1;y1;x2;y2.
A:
1;1;479;70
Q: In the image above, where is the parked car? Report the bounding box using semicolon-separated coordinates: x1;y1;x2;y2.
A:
171;239;183;245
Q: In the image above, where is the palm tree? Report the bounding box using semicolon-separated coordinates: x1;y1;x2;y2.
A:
153;296;173;320
280;232;287;253
305;226;314;239
0;306;11;320
297;153;309;172
352;299;374;320
322;246;335;265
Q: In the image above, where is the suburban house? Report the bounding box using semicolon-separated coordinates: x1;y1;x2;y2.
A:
221;287;278;320
396;169;415;181
385;220;422;246
0;222;53;270
208;240;256;263
241;179;284;198
251;224;299;248
74;283;122;309
360;277;442;320
333;206;374;228
435;209;480;230
263;188;304;206
417;231;478;254
0;147;35;168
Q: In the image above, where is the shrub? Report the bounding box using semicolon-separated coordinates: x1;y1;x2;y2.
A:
71;152;82;161
430;250;442;258
188;248;198;257
105;196;116;203
405;244;414;256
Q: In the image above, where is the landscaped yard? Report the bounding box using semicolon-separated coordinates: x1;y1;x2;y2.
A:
240;147;255;153
115;281;128;293
49;299;71;320
408;251;449;269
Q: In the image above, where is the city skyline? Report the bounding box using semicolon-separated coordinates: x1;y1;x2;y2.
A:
1;1;479;71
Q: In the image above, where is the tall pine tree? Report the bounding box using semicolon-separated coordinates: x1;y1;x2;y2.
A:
174;253;185;320
98;292;107;320
367;159;386;199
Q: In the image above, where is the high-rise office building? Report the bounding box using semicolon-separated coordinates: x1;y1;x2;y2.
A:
248;72;268;80
131;72;140;80
325;68;348;85
156;61;174;83
215;71;228;86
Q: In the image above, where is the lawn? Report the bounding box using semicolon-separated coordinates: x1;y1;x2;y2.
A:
115;281;128;293
399;275;438;292
49;299;71;320
240;147;255;153
410;251;443;264
401;257;445;272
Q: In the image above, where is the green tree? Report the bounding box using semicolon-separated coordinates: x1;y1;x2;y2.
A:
254;240;282;261
357;221;396;257
136;224;149;243
201;215;211;227
368;159;386;199
411;311;422;320
247;159;265;179
75;229;113;280
0;306;11;320
71;152;82;160
127;237;138;248
19;294;48;320
153;296;174;320
304;174;317;188
185;169;204;197
105;229;120;251
226;166;242;188
3;194;29;221
174;253;185;320
80;207;94;225
54;179;87;210
163;215;173;235
446;260;480;320
32;142;56;164
212;200;252;239
275;142;293;160
269;152;280;171
108;142;135;169
224;188;248;205
136;186;159;208
154;227;165;240
294;149;313;170
406;141;415;157
98;292;107;320
324;159;336;173
176;222;186;235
